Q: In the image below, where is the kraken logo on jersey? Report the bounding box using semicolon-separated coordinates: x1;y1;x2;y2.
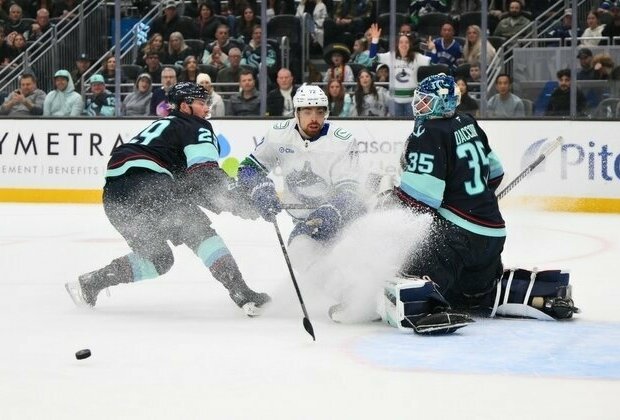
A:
285;161;330;206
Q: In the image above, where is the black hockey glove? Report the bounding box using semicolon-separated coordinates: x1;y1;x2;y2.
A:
304;204;341;241
225;180;260;220
250;181;282;222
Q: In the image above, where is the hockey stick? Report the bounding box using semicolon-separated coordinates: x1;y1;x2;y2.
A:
281;203;316;210
496;136;563;200
273;219;316;341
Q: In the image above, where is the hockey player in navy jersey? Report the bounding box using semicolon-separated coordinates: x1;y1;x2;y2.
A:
65;82;270;316
376;74;577;334
237;84;364;270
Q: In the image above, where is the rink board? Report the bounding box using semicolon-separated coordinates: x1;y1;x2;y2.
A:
0;118;618;212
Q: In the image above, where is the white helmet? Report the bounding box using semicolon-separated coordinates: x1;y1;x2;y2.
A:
293;83;329;117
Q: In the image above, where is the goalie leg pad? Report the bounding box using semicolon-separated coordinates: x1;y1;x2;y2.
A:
377;276;473;334
490;268;579;320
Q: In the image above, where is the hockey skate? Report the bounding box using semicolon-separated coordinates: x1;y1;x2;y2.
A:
65;272;108;307
229;286;271;317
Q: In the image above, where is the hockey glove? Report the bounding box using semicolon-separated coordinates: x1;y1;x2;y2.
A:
225;180;260;220
250;181;282;222
304;204;342;241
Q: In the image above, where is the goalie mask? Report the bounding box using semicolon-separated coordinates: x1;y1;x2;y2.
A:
167;82;211;109
411;73;460;119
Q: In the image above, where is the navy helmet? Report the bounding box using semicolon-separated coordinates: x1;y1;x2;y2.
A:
167;82;210;109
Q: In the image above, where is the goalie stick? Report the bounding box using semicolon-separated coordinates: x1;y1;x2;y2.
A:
281;136;564;209
496;136;563;200
273;219;316;341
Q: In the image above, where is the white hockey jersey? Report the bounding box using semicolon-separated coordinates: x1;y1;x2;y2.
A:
246;118;360;220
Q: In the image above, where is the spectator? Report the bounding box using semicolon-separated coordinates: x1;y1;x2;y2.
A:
178;55;199;82
142;52;164;84
197;72;225;117
296;0;327;47
576;48;596;80
6;4;29;34
42;69;83;116
425;22;463;70
203;23;242;58
468;61;481;93
164;31;193;66
227;69;260;116
487;73;525;118
602;3;620;43
545;68;586;117
546;8;581;45
204;45;228;70
462;25;496;65
351;37;372;68
70;53;92;93
24;8;52;41
148;0;196;40
217;47;244;92
323;43;354;83
234;5;259;43
592;53;615;79
350;68;389;117
333;0;373;36
266;68;297;117
99;55;127;92
368;23;430;117
581;10;606;47
493;1;531;39
325;78;353;117
121;73;153;117
5;32;26;61
193;1;220;44
226;0;258;18
149;66;177;116
0;73;45;116
83;74;115;117
375;63;389;84
135;33;167;67
241;25;277;80
455;77;479;116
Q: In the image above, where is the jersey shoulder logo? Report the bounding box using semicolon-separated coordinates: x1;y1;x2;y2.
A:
333;127;352;140
273;120;290;130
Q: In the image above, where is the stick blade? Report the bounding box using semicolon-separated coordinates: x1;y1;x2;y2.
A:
303;317;316;341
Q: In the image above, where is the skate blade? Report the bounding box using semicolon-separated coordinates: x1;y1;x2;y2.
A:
64;282;91;308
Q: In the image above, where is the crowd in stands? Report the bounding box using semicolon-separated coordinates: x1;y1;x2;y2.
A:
1;0;620;118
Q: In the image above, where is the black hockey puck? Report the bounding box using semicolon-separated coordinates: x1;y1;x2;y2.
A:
75;349;91;360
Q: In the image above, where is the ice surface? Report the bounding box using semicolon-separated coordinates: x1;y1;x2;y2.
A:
0;204;618;419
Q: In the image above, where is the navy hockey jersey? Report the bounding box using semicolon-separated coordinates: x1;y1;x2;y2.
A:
398;112;505;237
106;110;220;178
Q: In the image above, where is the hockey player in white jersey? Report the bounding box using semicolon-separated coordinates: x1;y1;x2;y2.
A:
237;84;365;270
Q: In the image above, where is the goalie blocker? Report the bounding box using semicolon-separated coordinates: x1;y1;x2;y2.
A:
378;268;578;335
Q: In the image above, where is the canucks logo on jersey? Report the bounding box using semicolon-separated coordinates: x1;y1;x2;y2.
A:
285;161;330;207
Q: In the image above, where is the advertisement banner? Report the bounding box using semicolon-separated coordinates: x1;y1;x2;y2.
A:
0;118;618;211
